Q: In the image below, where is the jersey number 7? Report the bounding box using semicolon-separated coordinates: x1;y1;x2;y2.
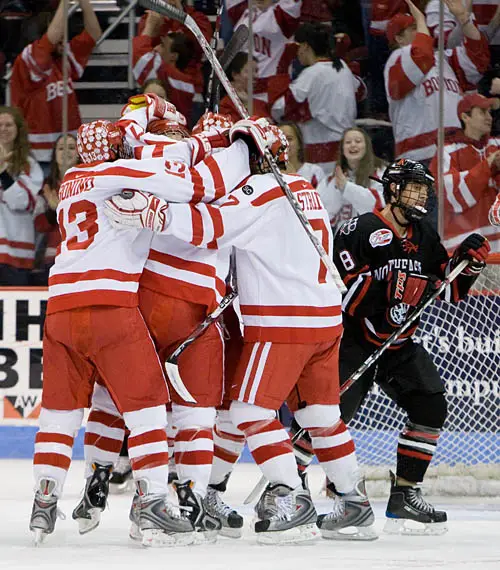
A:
58;200;99;251
310;218;329;284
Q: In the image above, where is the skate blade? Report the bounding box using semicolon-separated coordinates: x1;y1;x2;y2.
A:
320;524;378;541
256;523;320;545
219;527;243;539
129;522;143;542
32;528;48;546
141;529;195;547
193;528;219;544
76;508;102;535
384;517;448;536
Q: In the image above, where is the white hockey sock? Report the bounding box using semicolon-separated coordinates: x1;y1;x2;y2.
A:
210;409;246;488
230;401;300;490
173;404;216;497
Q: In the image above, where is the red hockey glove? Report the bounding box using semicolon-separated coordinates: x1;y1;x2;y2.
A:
104;190;170;233
452;233;490;275
387;270;440;307
489;193;500;227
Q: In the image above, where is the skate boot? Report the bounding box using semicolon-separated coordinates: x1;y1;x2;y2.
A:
317;478;378;541
72;462;112;534
29;479;64;545
384;471;448;535
254;483;319;545
109;455;133;494
136;481;195;547
128;491;142;542
255;482;277;520
175;480;222;543
204;478;244;539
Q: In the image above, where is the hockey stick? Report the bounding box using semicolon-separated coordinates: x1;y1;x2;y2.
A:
204;0;223;113
164;289;238;403
212;24;249;112
243;259;469;504
137;0;347;295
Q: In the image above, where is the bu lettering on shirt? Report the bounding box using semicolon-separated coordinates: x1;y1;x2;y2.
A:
46;80;74;102
253;34;271;58
422;77;461;98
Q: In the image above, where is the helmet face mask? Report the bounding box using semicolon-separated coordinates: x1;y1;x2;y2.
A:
250;124;289;174
147;119;190;140
382;159;435;223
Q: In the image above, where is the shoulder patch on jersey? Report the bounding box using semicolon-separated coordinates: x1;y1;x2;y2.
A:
388;304;409;326
242;185;253;195
340;218;358;235
369;228;393;248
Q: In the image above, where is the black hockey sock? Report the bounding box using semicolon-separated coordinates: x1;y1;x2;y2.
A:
396;422;440;483
119;433;129;457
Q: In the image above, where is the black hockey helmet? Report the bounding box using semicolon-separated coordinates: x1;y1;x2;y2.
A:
381;158;435;222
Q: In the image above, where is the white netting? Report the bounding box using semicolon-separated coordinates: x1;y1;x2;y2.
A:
351;260;500;497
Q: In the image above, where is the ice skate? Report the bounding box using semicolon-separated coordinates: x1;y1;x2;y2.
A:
109;455;133;494
72;462;112;534
128;491;142;542
254;483;319;545
384;471;448;535
29;479;64;545
254;482;277;520
204;479;244;539
175;480;222;543
137;481;195;547
317;478;378;541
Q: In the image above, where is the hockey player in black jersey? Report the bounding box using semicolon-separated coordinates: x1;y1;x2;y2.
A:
291;159;490;536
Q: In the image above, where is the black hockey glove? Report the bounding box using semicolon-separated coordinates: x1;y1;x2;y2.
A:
452;233;490;276
387;270;441;307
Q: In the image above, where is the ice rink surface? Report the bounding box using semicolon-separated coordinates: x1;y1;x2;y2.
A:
1;460;499;570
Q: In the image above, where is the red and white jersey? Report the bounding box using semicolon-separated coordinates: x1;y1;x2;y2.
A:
426;0;500;46
297;162;326;188
384;32;490;162
47;141;250;315
429;133;500;253
0;156;43;268
271;60;358;173
317;165;385;229
227;0;302;102
162;173;343;343
11;32;95;163
132;35;196;123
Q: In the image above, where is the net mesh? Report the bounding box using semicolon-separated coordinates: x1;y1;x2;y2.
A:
350;258;500;496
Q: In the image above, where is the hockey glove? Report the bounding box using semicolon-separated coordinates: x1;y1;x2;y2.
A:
452;233;490;275
104;190;170;233
387;270;440;307
122;94;187;126
192;112;233;135
489;193;500;227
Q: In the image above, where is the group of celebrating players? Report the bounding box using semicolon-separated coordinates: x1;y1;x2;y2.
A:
29;92;494;547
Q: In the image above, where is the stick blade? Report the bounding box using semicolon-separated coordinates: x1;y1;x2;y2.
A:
165;361;197;404
243;474;267;505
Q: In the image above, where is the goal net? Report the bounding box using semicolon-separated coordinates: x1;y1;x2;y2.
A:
350;256;500;497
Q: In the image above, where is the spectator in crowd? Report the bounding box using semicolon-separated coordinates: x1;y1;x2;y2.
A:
317;126;386;230
270;22;364;173
430;93;500;254
142;78;167;99
0;106;43;285
10;0;101;167
384;0;490;165
426;0;500;52
32;133;78;285
278;121;325;188
218;52;269;122
133;10;197;124
226;0;302;105
137;0;212;97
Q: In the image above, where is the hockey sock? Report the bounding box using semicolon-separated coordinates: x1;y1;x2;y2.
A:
230;401;301;490
173;404;216;497
124;405;169;495
34;407;84;497
396;422;440;483
295;405;358;494
210;409;246;489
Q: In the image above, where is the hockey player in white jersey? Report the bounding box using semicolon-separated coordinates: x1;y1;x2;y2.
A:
29;97;255;547
105;121;378;544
